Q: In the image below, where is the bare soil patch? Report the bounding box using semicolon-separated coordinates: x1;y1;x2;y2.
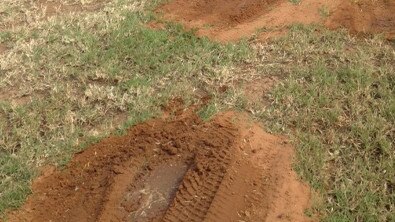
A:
158;0;395;41
7;109;312;221
0;87;46;106
326;0;395;40
0;44;7;54
244;76;279;106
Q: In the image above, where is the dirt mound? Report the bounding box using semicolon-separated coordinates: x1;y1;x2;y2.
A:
158;0;395;42
326;0;395;40
7;110;312;222
158;0;282;41
159;0;279;27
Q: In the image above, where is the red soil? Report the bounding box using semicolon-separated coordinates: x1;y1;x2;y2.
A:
158;0;395;42
326;0;395;40
7;109;312;222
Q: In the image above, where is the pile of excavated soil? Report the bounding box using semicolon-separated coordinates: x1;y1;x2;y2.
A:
158;0;395;42
7;109;312;222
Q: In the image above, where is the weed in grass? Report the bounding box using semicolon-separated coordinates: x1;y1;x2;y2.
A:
288;0;301;5
198;102;218;121
318;5;330;18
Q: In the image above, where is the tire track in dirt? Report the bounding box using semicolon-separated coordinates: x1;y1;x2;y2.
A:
7;108;312;222
162;140;233;221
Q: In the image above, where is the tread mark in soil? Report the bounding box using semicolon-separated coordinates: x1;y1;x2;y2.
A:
162;146;232;221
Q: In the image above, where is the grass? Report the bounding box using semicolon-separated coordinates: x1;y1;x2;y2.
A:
277;66;394;221
249;25;395;221
288;0;301;5
318;5;330;18
0;0;394;221
0;0;250;217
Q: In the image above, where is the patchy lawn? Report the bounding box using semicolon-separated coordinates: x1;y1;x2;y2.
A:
0;0;394;221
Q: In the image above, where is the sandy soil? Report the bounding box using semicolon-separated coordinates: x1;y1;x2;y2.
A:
7;107;312;222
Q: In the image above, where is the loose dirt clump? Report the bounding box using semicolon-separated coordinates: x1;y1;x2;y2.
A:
158;0;395;42
7;110;312;222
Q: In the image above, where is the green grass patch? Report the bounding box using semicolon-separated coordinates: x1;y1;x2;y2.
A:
259;25;395;221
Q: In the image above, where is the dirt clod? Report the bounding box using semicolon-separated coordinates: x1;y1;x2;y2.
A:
8;111;312;222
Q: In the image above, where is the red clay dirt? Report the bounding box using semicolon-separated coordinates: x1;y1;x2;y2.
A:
158;0;395;42
7;109;312;222
326;0;395;40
